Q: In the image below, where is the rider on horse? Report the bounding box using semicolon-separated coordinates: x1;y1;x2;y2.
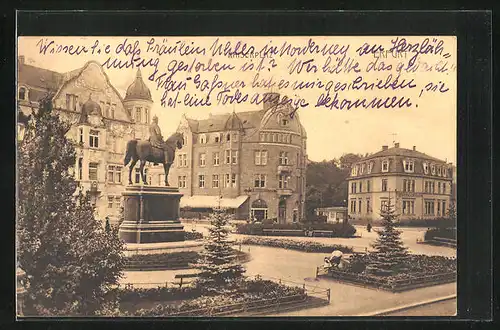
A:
149;115;167;165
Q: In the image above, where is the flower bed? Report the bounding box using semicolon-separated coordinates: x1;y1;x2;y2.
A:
320;254;456;292
236;222;356;237
132;279;306;316
238;237;353;253
185;231;203;240
125;251;200;270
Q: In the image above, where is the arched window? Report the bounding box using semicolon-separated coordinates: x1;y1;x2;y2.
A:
226;133;231;142
199;134;207;144
18;87;27;101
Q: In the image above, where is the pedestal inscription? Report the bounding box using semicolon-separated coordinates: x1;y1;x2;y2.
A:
118;185;185;243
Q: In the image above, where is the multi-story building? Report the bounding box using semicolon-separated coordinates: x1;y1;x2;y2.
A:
346;143;453;222
152;92;308;223
17;56;154;225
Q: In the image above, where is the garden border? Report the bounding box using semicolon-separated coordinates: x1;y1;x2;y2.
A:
316;267;456;292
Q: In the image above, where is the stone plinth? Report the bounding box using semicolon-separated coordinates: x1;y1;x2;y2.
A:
118;185;185;243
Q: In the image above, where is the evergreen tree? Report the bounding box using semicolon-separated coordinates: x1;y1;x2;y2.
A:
17;95;125;316
366;199;410;276
192;208;245;293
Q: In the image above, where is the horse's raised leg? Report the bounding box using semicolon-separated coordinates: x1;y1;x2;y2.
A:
128;159;138;185
140;159;147;185
163;163;171;186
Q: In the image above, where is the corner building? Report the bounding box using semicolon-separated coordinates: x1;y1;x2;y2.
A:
17;56;154;225
160;92;308;223
346;143;453;222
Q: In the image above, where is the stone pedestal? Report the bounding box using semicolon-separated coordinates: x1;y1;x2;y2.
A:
118;185;185;243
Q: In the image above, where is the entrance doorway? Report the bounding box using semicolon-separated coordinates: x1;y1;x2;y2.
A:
251;198;268;222
278;198;287;223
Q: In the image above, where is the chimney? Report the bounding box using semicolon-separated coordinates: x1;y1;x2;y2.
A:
394;142;400;148
413;146;416;151
382;145;388;151
18;56;25;65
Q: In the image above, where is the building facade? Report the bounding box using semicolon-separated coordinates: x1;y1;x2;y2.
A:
346;143;453;222
17;56;154;225
151;92;308;223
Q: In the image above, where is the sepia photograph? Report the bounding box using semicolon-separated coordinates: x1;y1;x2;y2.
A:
16;35;457;318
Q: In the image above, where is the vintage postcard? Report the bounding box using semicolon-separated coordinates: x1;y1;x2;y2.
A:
16;35;456;317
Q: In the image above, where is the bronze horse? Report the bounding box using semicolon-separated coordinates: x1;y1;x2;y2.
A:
124;132;184;186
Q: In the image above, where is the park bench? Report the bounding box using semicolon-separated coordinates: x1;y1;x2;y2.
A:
173;273;198;288
262;229;304;236
311;230;335;237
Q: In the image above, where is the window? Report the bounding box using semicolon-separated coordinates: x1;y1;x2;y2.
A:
259;133;265;141
254;174;266;188
350;200;356;213
367;162;373;174
89;162;98;181
279;151;289;165
115;196;121;209
382;160;389;172
225;150;231;164
272;134;276;142
107;165;122;183
431;164;436;175
442;201;446;216
437;200;441;216
111;104;116;119
223;174;231;188
78;158;83;180
367;199;371;213
442;166;447;177
145;108;149;124
423;162;429;174
438;182;441;194
199;134;207;144
278;175;289;189
231;150;238;164
135;107;142;123
359;182;363;193
403;179;415;192
403;200;415;215
403;160;415;172
178;154;187;167
212;175;219;188
231;173;237;187
431;182;435;193
19;87;27;100
367;180;371;192
215;134;220;143
108;196;114;208
437;166;442;176
178;176;187;188
360;163;365;175
382;179;388;192
442;183;447;194
79;128;84;144
358;200;362;213
213;152;220;166
424;200;435;215
66;94;78;111
199;153;206;167
281;118;289;126
351;182;357;194
255;150;268;165
198;175;205;188
351;166;358;176
381;200;389;212
105;102;111;117
89;130;99;148
226;133;231;142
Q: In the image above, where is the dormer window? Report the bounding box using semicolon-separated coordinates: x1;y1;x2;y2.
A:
18;87;27;101
382;160;389;172
443;166;447;177
403;160;415;173
423;162;429;174
281;118;289;126
360;163;365;175
199;134;207;144
431;164;436;175
437;166;442;176
215;134;220;143
367;162;373;174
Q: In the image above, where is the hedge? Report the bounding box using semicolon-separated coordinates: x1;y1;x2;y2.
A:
238;237;353;253
236;222;356;237
185;231;203;240
125;251;199;269
395;217;456;228
424;228;457;241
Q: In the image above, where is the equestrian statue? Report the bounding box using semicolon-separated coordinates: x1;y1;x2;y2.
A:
124;115;184;186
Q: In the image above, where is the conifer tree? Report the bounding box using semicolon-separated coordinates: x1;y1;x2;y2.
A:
366;199;410;276
192;208;245;293
17;95;125;315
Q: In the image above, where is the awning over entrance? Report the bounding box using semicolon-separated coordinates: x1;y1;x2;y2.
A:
180;195;249;209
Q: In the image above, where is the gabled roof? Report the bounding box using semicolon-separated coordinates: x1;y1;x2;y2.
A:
364;147;444;163
18;63;63;91
186;109;266;133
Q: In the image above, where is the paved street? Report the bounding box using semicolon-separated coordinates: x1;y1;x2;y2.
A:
121;243;457;316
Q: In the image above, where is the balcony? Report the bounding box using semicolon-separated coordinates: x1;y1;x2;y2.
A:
277;165;293;174
277;188;293;196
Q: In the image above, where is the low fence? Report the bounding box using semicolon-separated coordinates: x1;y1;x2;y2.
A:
119;274;330;316
316;267;456;292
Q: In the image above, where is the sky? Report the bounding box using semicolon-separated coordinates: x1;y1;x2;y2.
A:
18;36;457;163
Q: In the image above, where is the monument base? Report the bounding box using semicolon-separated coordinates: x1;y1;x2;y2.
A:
118;185;185;244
